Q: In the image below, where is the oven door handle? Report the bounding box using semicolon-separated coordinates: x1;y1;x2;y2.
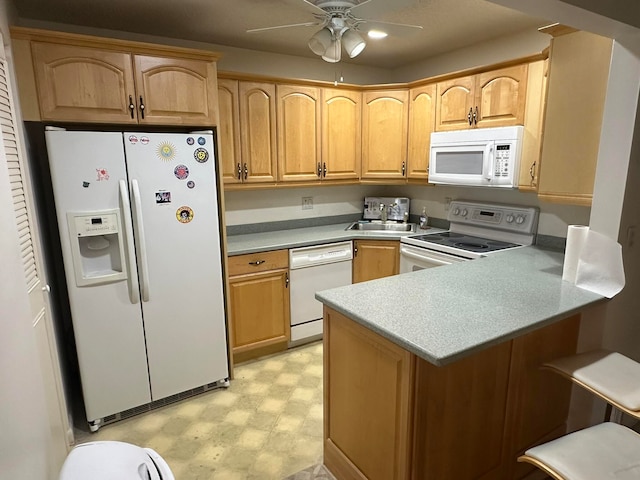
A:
400;246;453;266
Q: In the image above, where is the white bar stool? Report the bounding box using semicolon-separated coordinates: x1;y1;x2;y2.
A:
519;422;640;479
542;349;640;421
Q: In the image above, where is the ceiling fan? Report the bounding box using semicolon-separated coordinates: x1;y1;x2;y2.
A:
247;0;423;63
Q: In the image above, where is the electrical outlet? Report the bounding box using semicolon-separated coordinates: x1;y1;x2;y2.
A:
444;197;452;211
627;225;637;248
302;197;313;210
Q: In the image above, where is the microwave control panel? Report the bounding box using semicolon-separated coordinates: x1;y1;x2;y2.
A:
494;144;512;177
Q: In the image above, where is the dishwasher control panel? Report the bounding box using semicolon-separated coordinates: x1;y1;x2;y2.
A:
289;241;353;269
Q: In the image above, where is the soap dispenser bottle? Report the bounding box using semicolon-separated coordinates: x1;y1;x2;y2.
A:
419;207;429;230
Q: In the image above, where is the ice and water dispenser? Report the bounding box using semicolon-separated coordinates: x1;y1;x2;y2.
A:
66;210;127;286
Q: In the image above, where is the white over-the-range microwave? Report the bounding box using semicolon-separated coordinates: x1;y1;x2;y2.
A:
428;125;524;188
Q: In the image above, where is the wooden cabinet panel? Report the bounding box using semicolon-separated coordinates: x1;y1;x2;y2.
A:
324;309;414;480
217;78;242;184
503;314;580;479
322;88;361;181
277;84;321;182
361;90;408;180
412;342;512;480
352;240;399;283
228;249;289;363
31;42;137;123
239;81;278;183
133;55;217;125
407;84;435;181
475;64;527;128
537;31;612;206
436;75;475;131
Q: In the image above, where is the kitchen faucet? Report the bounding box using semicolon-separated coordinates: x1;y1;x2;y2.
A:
379;202;397;223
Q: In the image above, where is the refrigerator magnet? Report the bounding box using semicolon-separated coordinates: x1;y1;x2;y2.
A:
186;137;195;145
128;135;138;144
198;136;206;145
174;164;189;180
176;206;194;223
187;180;195;189
140;136;150;145
96;168;110;181
157;142;176;161
156;191;171;204
194;148;209;163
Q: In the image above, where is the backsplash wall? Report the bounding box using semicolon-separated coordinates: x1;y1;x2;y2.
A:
223;184;590;238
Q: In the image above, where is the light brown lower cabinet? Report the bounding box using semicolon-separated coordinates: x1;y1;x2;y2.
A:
352;240;399;283
227;250;290;363
323;307;580;480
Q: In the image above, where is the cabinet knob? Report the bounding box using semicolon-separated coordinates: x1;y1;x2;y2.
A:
243;163;248;180
128;95;135;119
139;96;145;119
317;162;322;177
402;161;406;176
248;260;265;266
236;163;242;180
468;108;473;125
473;106;478;125
529;161;536;186
323;162;327;178
354;242;358;257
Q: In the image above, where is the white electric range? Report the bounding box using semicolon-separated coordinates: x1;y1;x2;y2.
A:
400;201;539;272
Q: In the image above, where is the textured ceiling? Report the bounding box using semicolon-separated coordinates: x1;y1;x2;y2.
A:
13;0;552;68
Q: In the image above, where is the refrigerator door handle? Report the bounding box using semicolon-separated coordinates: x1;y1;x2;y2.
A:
131;179;151;302
119;180;140;304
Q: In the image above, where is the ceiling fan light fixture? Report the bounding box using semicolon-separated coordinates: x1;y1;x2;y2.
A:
321;38;342;63
367;29;388;39
308;27;333;55
342;28;366;58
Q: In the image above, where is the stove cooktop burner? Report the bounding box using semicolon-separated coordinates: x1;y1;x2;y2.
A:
408;232;520;253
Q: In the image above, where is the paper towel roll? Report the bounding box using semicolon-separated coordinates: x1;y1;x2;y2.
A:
562;225;589;283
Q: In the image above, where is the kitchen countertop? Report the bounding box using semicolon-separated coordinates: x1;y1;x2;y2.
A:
226;223;444;255
315;245;606;366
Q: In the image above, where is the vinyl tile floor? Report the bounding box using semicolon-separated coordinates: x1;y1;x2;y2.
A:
76;341;328;479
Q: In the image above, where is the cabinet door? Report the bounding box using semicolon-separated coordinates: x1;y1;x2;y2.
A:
361;90;409;180
407;84;435;181
133;55;217;126
322;88;361;181
31;42;137;123
218;78;242;184
324;308;414;480
352;240;399;283
475;64;528;128
228;269;290;363
239;82;278;183
277;85;321;182
435;75;475;131
537;31;612;206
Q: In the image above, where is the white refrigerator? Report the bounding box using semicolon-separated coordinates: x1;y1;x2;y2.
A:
45;129;229;430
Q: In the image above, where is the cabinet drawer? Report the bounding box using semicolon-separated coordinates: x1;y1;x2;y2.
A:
228;249;288;276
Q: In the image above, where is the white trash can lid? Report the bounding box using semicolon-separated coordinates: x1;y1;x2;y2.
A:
59;441;175;480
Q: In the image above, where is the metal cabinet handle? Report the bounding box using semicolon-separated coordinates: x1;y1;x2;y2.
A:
317;162;322;177
473;106;478;125
248;260;265;266
128;95;135;119
402;161;406;176
529;161;536;186
468;107;473;125
139;96;145;119
354;242;358;257
237;163;242;180
285;273;289;288
323;162;327;178
243;163;248;180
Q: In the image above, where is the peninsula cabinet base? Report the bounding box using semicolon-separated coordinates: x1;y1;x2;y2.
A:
323;307;580;480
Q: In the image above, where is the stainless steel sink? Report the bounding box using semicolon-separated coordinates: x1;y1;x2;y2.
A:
347;222;417;233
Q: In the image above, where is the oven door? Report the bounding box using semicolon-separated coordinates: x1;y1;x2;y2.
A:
399;244;467;273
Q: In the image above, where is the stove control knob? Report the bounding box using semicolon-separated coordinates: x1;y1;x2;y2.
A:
516;215;525;224
453;208;460;216
506;214;515;223
461;209;468;217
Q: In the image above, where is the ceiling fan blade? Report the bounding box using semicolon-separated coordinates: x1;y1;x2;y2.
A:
350;0;417;18
300;0;329;15
359;19;423;37
247;21;322;34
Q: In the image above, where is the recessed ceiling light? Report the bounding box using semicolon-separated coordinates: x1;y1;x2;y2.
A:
367;30;388;39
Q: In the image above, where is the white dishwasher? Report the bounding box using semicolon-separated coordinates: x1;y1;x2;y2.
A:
289;241;353;346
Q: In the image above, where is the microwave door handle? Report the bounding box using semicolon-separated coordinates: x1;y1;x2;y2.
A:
484;144;494;182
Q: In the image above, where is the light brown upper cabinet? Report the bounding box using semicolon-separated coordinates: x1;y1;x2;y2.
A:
27;38;218;125
407;84;436;182
436;64;528;131
536;29;612;206
321;88;361;181
361;90;409;181
277;85;322;183
239;82;278;184
217;78;242;184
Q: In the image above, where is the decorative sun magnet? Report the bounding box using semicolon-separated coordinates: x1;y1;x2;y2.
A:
157;142;177;161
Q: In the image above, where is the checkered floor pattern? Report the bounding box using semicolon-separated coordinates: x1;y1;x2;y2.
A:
76;341;324;479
